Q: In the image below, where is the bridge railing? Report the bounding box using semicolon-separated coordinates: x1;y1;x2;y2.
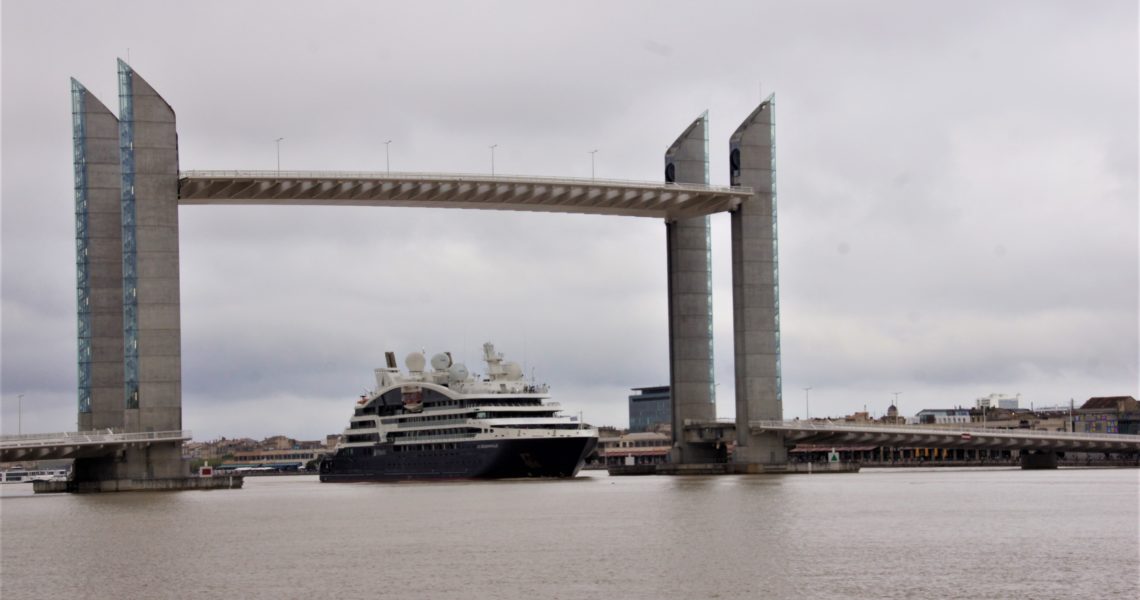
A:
180;170;751;195
0;430;192;448
745;419;1140;442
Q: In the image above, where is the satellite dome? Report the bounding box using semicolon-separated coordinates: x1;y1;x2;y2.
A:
448;363;469;382
503;361;524;380
430;352;452;371
405;352;426;373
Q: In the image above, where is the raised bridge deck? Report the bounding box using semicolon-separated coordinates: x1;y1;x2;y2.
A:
0;430;192;462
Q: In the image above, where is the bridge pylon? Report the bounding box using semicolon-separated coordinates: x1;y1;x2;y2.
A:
727;96;788;466
68;60;191;491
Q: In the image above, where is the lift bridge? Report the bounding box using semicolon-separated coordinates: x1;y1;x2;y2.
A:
50;60;1139;489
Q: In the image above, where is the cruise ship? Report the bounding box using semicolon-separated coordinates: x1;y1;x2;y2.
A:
320;343;598;482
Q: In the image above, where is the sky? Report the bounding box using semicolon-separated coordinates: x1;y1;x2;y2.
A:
1;0;1136;441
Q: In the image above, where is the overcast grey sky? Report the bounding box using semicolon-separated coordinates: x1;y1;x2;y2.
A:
2;0;1136;440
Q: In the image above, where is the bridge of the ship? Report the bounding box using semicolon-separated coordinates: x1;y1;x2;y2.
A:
0;430;192;462
683;420;1140;453
178;171;753;219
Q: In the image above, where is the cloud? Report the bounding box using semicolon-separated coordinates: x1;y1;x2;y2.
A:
2;0;1135;438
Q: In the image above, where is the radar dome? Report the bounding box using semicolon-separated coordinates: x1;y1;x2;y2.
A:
503;361;524;380
405;352;426;373
430;352;452;371
448;363;469;382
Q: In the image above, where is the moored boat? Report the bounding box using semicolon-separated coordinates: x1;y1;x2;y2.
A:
320;343;598;482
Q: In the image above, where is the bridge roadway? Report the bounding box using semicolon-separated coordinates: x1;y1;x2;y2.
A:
178;171;754;220
0;430;192;463
684;420;1140;454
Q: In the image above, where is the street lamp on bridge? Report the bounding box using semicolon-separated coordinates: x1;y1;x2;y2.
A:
275;137;284;174
803;387;812;420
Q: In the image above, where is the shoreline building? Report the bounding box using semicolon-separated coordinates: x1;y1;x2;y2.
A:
977;393;1020;410
629;386;671;433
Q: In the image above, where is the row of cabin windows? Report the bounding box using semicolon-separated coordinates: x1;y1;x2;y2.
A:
387;411;557;425
383;413;474;426
601;439;669;449
389;427;482;439
393;442;459;453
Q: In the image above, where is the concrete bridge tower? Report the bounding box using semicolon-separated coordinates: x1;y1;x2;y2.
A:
664;112;719;463
729;96;787;465
70;61;188;485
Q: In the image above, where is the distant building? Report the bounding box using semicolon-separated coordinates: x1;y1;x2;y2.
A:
915;408;971;425
261;435;295;450
224;448;330;471
1075;396;1139;435
594;432;671;466
844;411;873;423
977;393;1020;410
882;404;905;425
629;386;671;433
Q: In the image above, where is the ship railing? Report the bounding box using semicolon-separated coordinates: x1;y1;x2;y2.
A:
0;429;191;448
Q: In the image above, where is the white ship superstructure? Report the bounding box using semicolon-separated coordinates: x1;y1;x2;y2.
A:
321;343;598;481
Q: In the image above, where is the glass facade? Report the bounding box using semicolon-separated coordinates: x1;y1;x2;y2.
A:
118;60;139;410
629;386;671;433
700;111;715;406
767;94;782;409
71;79;92;414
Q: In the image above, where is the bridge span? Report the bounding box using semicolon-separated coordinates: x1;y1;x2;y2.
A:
682;420;1140;469
67;60;787;490
0;430;191;463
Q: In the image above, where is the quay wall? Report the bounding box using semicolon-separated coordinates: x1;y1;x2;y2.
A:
34;476;243;494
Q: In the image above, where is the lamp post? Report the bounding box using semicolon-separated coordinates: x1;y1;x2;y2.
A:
17;394;24;436
893;391;901;422
275;137;284;174
589;149;598;180
385;140;392;175
489;144;498;176
803;386;812;420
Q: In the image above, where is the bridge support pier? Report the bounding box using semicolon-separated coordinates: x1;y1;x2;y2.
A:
1019;450;1059;470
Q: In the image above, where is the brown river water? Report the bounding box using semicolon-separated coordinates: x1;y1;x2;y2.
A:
1;468;1137;599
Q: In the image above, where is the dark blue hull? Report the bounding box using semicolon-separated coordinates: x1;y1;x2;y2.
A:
319;436;598;482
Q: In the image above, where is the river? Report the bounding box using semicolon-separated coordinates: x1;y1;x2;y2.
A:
1;468;1136;599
